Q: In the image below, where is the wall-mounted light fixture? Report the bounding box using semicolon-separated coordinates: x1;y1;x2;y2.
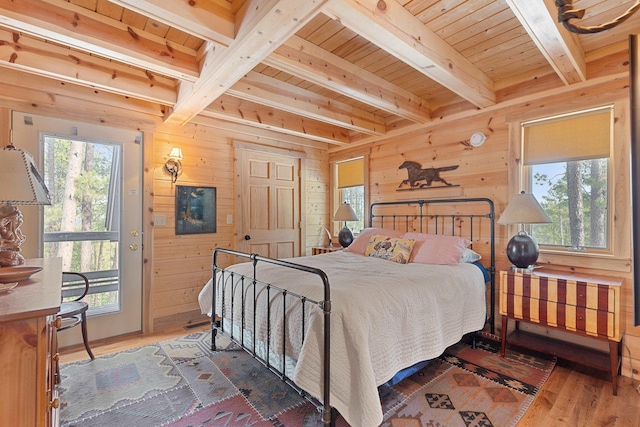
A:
165;147;183;183
470;132;486;147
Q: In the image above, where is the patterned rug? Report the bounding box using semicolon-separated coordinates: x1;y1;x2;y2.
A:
59;331;555;427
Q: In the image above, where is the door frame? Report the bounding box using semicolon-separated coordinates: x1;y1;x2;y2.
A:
11;110;145;342
233;141;306;257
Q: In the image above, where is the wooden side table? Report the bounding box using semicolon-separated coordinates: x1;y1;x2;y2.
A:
499;269;623;395
311;246;343;255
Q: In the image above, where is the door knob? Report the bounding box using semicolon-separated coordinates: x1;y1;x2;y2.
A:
129;243;138;251
244;235;251;240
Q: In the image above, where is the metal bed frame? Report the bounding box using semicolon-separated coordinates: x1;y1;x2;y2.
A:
210;197;495;426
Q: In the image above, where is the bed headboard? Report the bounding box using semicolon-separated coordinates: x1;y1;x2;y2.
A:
369;197;496;334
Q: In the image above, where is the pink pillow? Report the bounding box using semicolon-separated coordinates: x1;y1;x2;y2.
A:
403;232;471;265
344;227;405;254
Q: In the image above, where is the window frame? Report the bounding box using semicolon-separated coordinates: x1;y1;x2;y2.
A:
507;101;631;272
329;150;370;238
524;106;613;253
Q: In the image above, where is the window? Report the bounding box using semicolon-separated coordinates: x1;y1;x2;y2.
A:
43;136;122;314
522;107;612;252
335;158;365;233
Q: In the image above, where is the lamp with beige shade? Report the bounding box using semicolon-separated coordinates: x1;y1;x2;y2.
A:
0;142;51;267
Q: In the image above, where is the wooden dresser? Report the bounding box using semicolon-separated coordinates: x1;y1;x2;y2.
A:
499;269;623;395
0;258;62;426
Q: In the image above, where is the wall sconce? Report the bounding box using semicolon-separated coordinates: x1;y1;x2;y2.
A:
470;132;486;147
165;147;183;183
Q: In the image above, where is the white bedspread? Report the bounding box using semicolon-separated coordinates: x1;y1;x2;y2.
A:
198;251;486;427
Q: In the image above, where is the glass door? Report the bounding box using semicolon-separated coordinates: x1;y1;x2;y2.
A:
12;112;143;343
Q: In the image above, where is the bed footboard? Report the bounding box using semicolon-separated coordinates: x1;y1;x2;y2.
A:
211;248;333;426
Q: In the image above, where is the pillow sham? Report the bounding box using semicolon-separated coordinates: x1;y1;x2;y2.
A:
343;227;405;254
364;235;416;264
460;248;482;263
403;232;471;266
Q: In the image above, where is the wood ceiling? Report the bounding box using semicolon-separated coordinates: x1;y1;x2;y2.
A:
0;0;638;147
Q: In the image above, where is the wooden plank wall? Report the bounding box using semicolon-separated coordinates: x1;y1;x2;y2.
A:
1;71;637;378
331;77;638;379
149;125;329;331
0;103;329;334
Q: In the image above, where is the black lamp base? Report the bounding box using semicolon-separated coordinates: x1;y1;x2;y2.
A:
506;231;540;269
337;226;354;248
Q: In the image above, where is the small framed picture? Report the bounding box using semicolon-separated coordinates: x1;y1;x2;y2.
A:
175;185;217;235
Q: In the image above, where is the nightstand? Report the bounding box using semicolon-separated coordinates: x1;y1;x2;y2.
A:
499;269;623;395
311;246;343;255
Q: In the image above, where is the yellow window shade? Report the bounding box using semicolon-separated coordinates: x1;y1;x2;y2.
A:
337;158;364;188
523;108;611;165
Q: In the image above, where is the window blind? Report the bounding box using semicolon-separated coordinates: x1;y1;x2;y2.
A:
523;108;611;165
337;158;364;188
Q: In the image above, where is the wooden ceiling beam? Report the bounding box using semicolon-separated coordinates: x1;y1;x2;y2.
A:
0;0;200;81
325;0;496;108
0;67;165;117
0;29;177;105
190;115;330;150
505;0;586;85
264;35;432;123
165;0;330;126
201;95;350;145
228;71;386;135
108;0;235;46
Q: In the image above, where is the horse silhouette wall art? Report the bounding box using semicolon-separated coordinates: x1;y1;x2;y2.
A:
398;161;459;190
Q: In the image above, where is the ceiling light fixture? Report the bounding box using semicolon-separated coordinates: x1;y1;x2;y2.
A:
556;0;640;34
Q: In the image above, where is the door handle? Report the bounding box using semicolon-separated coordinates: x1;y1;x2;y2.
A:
244;235;251;240
129;243;138;251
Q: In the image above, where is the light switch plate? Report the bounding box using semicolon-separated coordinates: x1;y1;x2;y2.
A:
227;214;233;224
154;215;167;226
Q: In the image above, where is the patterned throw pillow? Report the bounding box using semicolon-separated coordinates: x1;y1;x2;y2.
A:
364;235;416;264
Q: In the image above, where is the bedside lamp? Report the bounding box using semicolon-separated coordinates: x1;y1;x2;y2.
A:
333;202;359;248
498;191;551;272
0;143;51;267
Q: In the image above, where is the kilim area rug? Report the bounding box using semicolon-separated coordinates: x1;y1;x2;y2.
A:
59;330;555;427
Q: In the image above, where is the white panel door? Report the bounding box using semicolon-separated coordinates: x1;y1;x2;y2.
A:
237;146;301;258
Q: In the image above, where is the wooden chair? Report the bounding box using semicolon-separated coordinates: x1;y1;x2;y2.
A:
57;272;95;361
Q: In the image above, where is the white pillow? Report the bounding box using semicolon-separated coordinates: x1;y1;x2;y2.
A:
460;248;482;263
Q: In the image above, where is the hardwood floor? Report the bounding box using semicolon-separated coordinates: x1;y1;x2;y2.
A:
60;327;640;427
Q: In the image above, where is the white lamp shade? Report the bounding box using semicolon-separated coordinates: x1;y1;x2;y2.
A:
498;192;550;225
333;203;358;222
169;147;183;160
0;145;51;205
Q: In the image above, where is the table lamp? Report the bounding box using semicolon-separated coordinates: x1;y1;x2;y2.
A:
0;142;51;267
497;191;551;272
333;202;359;247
